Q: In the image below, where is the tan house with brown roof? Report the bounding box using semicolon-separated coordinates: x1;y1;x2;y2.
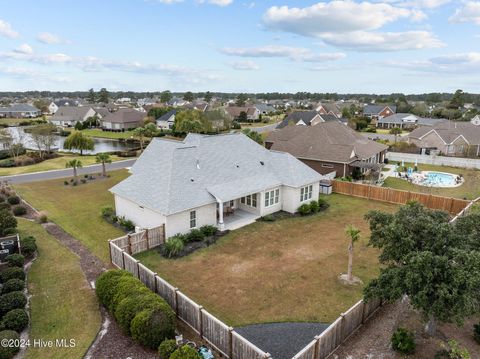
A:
225;106;260;121
265;121;388;177
408;122;480;157
100;108;145;131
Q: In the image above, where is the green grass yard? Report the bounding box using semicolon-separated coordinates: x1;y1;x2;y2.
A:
0;153;129;176
136;194;397;326
20;219;101;359
64;128;136;140
383;162;480;200
15;170;129;263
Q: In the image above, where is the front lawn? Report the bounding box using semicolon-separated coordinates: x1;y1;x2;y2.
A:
383;162;480;200
136;194;397;326
15;170;129;263
20;219;101;359
0;153;129;176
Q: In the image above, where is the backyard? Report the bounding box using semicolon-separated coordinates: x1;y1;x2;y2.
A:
0;153;129;176
20;219;101;359
383;162;480;200
136;194;397;327
15;170;129;263
64;128;136;140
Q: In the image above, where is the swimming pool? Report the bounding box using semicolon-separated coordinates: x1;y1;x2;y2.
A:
418;171;461;187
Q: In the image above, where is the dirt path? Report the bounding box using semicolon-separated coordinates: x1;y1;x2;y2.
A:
21;199;157;359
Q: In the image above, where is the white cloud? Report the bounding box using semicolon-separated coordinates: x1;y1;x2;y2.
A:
196;0;233;6
36;32;71;44
157;0;184;3
378;0;451;9
13;44;34;55
229;60;260;70
320;30;444;51
0;67;71;83
261;1;443;51
222;45;346;62
449;1;480;25
384;52;480;74
0;20;19;39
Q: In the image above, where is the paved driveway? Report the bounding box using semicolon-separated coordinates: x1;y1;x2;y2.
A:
0;159;136;184
249;121;281;134
235;322;329;359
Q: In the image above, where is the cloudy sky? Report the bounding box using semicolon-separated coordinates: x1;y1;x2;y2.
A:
0;0;479;93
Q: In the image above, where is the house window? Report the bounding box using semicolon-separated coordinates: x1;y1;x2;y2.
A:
448;145;455;154
300;185;313;202
265;189;280;207
240;194;257;208
190;211;196;229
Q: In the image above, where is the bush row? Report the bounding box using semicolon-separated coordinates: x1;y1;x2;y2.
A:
297;198;329;216
163;225;218;258
159;340;202;359
101;206;135;232
96;270;175;349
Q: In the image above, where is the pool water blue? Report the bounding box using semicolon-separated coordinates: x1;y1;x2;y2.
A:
422;172;457;186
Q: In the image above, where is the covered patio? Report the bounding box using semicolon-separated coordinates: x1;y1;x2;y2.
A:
223;209;259;231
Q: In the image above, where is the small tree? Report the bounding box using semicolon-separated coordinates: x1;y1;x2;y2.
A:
87;88;96;103
241;129;263;145
204;91;212;103
96;153;111;177
160;90;172;104
183;91;194;102
65;159;82;181
345;225;361;283
389;127;402;144
63;131;94;155
132;127;147;151
236;93;247;107
0;210;17;237
98;88;109;104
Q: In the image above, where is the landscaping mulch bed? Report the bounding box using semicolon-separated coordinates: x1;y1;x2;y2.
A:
331;300;480;359
158;231;229;259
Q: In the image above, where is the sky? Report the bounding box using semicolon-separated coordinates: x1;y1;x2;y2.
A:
0;0;479;94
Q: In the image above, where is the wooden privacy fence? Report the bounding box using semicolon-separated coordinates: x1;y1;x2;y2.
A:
109;225;165;256
291;298;382;359
332;181;469;215
108;236;271;359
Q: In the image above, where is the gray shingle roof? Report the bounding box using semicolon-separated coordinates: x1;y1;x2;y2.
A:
363;104;397;116
101;108;144;124
409;122;480;145
267;121;388;163
110;133;322;215
277;111;320;128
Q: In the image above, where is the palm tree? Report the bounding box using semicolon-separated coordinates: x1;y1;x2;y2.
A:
389;127;402;144
345;224;361;283
133;127;147;151
65;159;82;182
96;153;112;177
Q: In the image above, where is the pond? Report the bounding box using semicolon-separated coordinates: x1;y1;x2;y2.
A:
4;127;137;154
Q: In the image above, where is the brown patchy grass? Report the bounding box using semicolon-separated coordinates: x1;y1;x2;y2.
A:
136;194;397;326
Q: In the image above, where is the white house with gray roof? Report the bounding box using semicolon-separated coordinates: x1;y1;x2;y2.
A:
110;133;323;237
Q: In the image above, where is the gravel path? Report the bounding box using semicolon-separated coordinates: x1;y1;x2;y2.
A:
235;322;329;359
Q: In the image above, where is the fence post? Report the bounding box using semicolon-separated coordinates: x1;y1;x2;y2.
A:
162;223;166;244
228;327;233;359
121;251;126;269
153;272;157;292
367;185;371;200
313;335;320;359
145;229;150;250
173;288;179;314
136;260;140;279
264;353;271;358
108;239;112;264
127;234;132;254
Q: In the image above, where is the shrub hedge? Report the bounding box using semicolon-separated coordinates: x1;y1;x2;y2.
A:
185;229;204;243
474;323;480;344
0;292;27;316
5;255;24;268
163;237;184;258
19;236;36;256
1;309;29;332
96;270;175;349
158;339;178;359
6;197;19;206
12;206;27;216
0;268;25;284
391;327;416;355
199;225;217;237
170;345;201;359
0;330;20;359
1;279;25;295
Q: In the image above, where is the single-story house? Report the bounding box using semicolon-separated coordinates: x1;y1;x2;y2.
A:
276;111;346;129
225;106;260;121
100;109;145;131
376;113;448;129
50;106;96;127
408;122;480;157
254;103;276;115
471;115;480;126
93;107;111;119
156;110;176;129
0;104;41;118
266;121;388;178
110;133;323;237
363;104;396;120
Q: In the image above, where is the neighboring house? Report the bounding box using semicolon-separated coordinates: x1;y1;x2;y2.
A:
254;103;276;115
225;106;260;121
276;111;346;129
50;106;96;127
363;105;397;120
471;115;480;126
137;98;156;107
266;121;388;178
110;133;323;237
156;110;176;129
408;122;480;157
48;102;59;115
376;113;448;129
184;102;209;112
0;104;41;118
315;103;341;118
100;108;145;131
93;107;111;119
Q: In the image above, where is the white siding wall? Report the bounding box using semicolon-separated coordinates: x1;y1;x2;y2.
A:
165;203;217;238
83;108;96;121
259;187;282;216
281;182;320;213
114;195;166;229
